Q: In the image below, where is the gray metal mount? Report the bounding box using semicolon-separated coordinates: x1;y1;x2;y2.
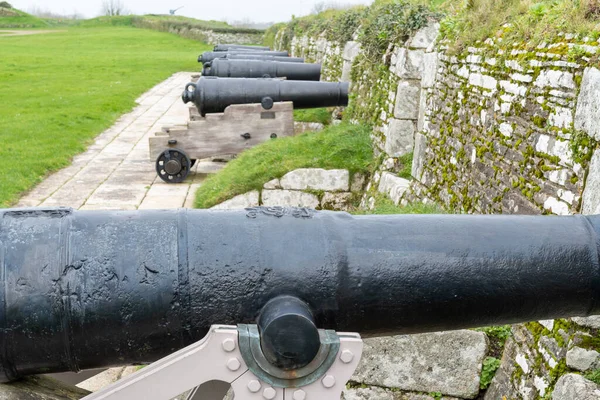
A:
82;325;363;400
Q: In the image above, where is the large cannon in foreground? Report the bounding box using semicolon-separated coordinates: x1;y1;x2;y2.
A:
182;77;348;115
198;50;289;63
202;59;322;80
226;54;305;63
213;44;271;51
1;207;600;382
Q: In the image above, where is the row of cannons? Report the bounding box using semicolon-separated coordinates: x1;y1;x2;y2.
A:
151;44;349;183
7;45;599;400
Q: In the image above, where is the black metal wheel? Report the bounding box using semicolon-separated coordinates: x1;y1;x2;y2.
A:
156;149;191;183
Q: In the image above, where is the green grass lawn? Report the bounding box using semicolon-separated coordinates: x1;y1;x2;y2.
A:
293;108;333;125
0;26;208;207
194;123;374;209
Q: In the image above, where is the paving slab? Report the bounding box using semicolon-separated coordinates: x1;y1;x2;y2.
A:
16;72;225;212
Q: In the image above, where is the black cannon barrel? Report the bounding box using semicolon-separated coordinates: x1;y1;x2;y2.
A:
198;51;290;63
226;54;305;63
1;207;600;380
182;77;348;115
214;44;271;51
203;59;322;81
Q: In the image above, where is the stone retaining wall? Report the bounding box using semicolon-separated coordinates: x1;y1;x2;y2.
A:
404;38;600;216
274;20;600;400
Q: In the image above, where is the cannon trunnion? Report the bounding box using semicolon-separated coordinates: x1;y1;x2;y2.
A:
1;208;600;381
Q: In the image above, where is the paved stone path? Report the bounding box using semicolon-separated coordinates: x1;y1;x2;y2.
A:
17;72;223;211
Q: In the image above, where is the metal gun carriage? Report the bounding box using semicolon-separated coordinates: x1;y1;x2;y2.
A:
150;77;349;183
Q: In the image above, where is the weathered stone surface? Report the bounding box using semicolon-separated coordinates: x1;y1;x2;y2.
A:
211;191;259;210
422;52;439;88
394;81;421;119
321;192;353;211
262;190;320;208
535;70;575;90
378;172;411;204
566;346;600;371
0;376;90;399
294;121;325;134
263;179;281;189
575;67;600;141
342;387;459;400
553;374;600;400
412;133;428;180
351;173;366;192
77;366;138;393
408;23;440;50
469;73;497;90
582;149;600;215
573;315;600;329
280;168;350;191
343;41;362;61
342;387;401;400
353;331;488;399
385;119;415;157
396;49;425;79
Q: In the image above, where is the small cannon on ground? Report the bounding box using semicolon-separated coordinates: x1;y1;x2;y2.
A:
198;50;290;63
1;208;600;399
203;59;322;80
213;44;271;52
150;77;349;183
226;53;305;63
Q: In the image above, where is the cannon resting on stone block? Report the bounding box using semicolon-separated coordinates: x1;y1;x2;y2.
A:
198;50;290;64
1;208;600;400
202;58;322;81
150;77;349;183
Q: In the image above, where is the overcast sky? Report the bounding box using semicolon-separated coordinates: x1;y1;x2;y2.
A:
10;0;373;24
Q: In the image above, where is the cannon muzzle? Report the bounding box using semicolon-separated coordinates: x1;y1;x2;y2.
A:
1;208;600;380
203;59;322;81
213;44;271;52
198;51;290;63
226;54;305;63
182;77;349;115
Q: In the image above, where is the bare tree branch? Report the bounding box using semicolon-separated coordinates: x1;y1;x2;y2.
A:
101;0;125;16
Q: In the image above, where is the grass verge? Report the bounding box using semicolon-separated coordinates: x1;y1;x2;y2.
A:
293;108;332;125
194;123;374;209
440;0;600;53
0;26;208;207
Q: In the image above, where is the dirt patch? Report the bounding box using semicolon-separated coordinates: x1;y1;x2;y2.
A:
0;30;65;37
